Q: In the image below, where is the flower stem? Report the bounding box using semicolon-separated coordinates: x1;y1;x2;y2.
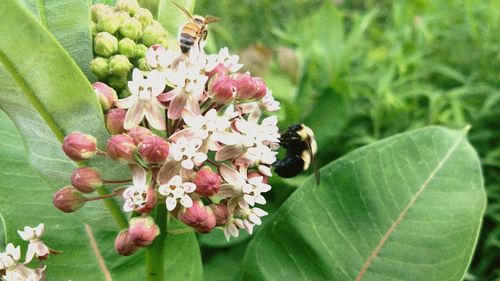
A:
146;204;168;281
96;186;128;229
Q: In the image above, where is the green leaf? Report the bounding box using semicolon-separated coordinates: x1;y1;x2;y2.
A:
0;0;107;144
241;126;486;280
157;0;196;37
0;111;110;280
20;0;95;80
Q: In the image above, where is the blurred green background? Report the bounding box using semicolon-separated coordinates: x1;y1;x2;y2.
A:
141;0;499;279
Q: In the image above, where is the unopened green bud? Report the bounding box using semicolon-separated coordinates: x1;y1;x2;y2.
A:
135;44;148;58
158;36;169;48
142;24;165;47
94;32;118;57
116;0;140;16
120;88;132;98
109;55;133;76
96;12;121;34
91;21;97;36
92;3;113;22
108;75;128;90
120;17;143;40
134;8;153;27
137;57;150;71
118;38;136;58
115;11;131;24
90;57;109;78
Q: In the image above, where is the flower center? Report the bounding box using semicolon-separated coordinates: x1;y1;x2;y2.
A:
139;87;152;101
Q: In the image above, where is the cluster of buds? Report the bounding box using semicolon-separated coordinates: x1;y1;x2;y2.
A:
90;0;171;95
0;224;58;281
56;4;283;256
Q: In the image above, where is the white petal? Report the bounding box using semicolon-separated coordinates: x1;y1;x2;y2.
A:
34;224;44;237
219;164;243;185
254;195;266;205
24;245;36;264
144;102;166;130
258;165;272;177
243;220;254;234
124;102;146;130
131;164;147;188
248;213;262;225
180;195;193;208
181;159;194;170
252;207;268;217
183;182;196;193
166;197;177;211
243;194;255;206
193;153;207;165
115;95;137;109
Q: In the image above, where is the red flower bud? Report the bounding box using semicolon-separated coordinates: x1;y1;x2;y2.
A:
206;64;227;78
138;136;169;164
127;127;154;145
194;167;221;197
210;203;230;226
106;134;137;161
53;186;85;213
233;73;257;100
106;108;127;135
62;132;97;161
252;77;267;100
210;75;236;104
92;82;118;111
71;167;103;193
128;216;160;247
178;200;216;233
115;230;139;256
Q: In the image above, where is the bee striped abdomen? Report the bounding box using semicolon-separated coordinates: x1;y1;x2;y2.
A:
180;22;200;53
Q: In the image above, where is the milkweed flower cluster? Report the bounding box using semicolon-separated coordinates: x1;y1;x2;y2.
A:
54;1;282;255
0;224;55;281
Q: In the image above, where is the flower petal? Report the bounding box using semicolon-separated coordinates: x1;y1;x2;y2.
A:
168;94;187;120
215;145;243;161
180;195;193;208
157;160;181;185
115;95;137;109
124;102;146;130
166;197;177;211
144;102;166;130
219;164;243;185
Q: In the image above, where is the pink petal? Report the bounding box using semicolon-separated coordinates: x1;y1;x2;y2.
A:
219;164;243;185
169;128;196;142
157;90;177;102
124;102;146;130
185;96;201;116
168;94;187;120
144;102;166;130
131;164;147;187
215;145;244;161
157;160;181;185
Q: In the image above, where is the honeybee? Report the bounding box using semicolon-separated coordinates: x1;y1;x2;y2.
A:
171;2;219;54
273;124;320;185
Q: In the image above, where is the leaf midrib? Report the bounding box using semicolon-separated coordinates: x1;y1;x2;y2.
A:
354;126;469;280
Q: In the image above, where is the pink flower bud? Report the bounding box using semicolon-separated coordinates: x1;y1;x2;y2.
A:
106;134;137;161
233;73;257;100
252;77;267;100
178;200;216;233
62;132;97;161
210;203;230;226
211;75;236;104
138;136;169;164
128;127;154;145
53;186;85;213
194;167;221;197
92;82;118;111
115;230;139;256
206;64;227;78
71;167;103;193
128;216;160;247
106;108;127;135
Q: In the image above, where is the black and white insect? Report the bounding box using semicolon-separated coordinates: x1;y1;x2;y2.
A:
273;124;320;185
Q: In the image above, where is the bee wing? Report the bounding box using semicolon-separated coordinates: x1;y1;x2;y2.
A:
171;1;193;19
205;15;220;23
305;140;320;186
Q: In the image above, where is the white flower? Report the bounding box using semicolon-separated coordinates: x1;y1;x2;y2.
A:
235;202;268;235
170;137;207;170
222;218;242;241
205;47;243;73
219;164;271;206
146;45;178;70
122;165;149;212
259;88;280;112
17;224;49;263
115;69;167;130
0;243;44;281
181;108;233;151
159;175;196;211
236;145;277;176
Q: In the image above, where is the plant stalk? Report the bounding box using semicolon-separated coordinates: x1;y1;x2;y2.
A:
146;204;168;281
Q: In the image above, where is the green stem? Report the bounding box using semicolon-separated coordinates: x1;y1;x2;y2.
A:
96;186;128;229
146;204;168;281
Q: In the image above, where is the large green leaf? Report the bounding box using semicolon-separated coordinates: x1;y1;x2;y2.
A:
20;0;95;80
0;0;107;143
0;111;109;280
157;0;196;37
241;126;485;280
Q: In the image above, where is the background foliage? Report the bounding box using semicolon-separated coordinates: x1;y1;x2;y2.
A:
0;0;497;280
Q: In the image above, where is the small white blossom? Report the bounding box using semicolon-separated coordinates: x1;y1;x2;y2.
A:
17;224;49;263
219;164;271;206
259;88;280;112
222;218;242;241
0;243;44;281
115;69;167;130
181;108;234;151
205;47;243;73
170;137;207;170
123;165;149;212
235;202;268;235
159;175;196;211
